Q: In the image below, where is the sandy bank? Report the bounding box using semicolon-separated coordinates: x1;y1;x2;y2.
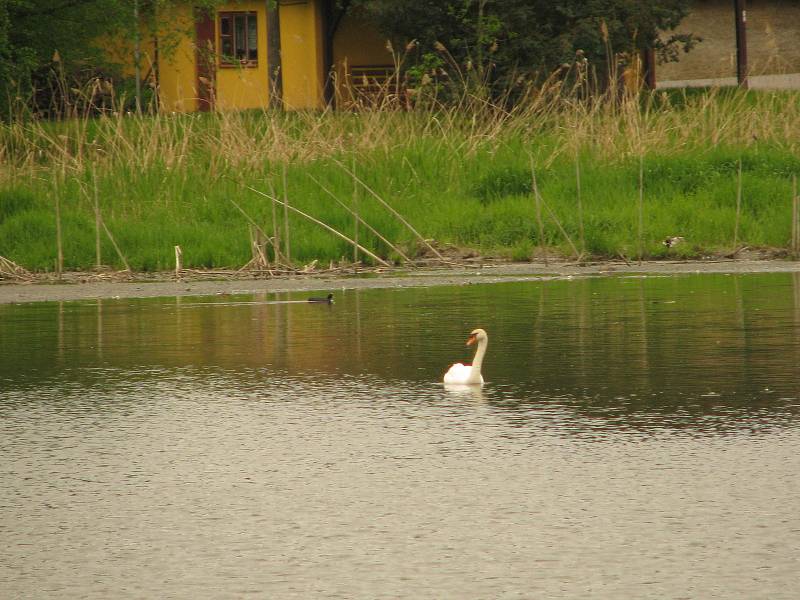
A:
2;260;800;305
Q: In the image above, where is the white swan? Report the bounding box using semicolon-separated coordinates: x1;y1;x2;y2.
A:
443;328;487;385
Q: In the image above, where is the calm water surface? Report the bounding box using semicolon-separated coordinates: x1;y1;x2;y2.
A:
2;273;800;598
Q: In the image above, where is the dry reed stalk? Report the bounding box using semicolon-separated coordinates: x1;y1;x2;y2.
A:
174;245;182;279
54;180;63;278
222;194;281;266
268;180;282;264
638;154;644;264
307;174;413;263
539;195;581;261
244;184;392;267
530;162;581;261
247;225;270;270
530;156;547;264
352;155;359;264
734;158;743;250
575;153;585;253
99;215;130;271
333;159;445;261
0;255;33;281
93;172;102;269
282;163;291;264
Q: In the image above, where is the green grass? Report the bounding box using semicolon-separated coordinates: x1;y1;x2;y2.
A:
2;87;800;272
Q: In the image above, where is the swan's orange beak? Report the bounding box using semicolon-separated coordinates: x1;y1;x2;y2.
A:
466;334;476;346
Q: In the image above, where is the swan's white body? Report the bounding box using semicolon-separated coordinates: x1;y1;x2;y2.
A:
443;328;487;385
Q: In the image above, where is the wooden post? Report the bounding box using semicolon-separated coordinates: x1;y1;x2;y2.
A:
735;0;749;89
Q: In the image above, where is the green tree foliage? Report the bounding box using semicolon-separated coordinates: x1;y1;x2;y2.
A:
0;0;140;118
354;0;698;94
0;0;224;119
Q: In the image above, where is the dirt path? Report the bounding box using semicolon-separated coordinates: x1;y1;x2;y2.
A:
2;260;800;304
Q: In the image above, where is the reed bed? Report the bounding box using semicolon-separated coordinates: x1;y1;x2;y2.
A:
2;84;800;272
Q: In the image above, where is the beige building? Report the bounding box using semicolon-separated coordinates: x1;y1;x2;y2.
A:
657;0;800;88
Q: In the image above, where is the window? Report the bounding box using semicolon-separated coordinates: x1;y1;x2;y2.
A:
219;12;258;66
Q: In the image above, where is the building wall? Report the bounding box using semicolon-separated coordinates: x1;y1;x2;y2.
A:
279;0;325;110
748;0;800;74
99;29;157;82
156;2;271;112
150;1;398;111
658;0;800;87
332;10;395;105
333;11;392;71
214;2;270;110
156;4;199;112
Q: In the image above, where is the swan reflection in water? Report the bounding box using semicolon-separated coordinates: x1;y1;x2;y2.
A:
443;382;486;402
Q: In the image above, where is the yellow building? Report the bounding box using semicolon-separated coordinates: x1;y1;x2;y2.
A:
149;0;394;112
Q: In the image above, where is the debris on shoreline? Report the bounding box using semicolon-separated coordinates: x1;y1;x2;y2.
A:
0;256;34;283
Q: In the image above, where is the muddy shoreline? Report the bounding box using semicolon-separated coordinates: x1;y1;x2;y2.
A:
2;259;800;304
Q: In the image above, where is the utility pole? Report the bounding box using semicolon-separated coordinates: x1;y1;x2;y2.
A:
734;0;748;88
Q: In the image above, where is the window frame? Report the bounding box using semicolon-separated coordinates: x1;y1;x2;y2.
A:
218;11;259;68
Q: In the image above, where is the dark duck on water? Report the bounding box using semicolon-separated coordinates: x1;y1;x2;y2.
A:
307;293;334;304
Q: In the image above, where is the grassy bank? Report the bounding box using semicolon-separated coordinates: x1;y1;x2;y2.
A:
2;87;800;272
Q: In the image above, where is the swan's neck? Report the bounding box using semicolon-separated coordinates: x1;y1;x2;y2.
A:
471;338;487;377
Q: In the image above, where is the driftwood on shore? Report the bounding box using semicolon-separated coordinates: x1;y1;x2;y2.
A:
0;256;34;282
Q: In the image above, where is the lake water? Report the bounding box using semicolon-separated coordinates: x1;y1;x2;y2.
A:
2;273;800;598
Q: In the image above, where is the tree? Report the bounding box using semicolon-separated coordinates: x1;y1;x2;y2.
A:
353;0;698;96
0;0;143;118
0;0;226;119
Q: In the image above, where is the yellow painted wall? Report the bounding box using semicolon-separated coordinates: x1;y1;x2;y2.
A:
332;10;394;104
279;0;325;109
333;11;392;69
214;2;270;110
100;29;157;81
156;3;198;112
153;0;385;111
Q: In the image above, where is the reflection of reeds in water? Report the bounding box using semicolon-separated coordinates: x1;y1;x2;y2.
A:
5;276;800;416
794;272;800;367
792;175;799;259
